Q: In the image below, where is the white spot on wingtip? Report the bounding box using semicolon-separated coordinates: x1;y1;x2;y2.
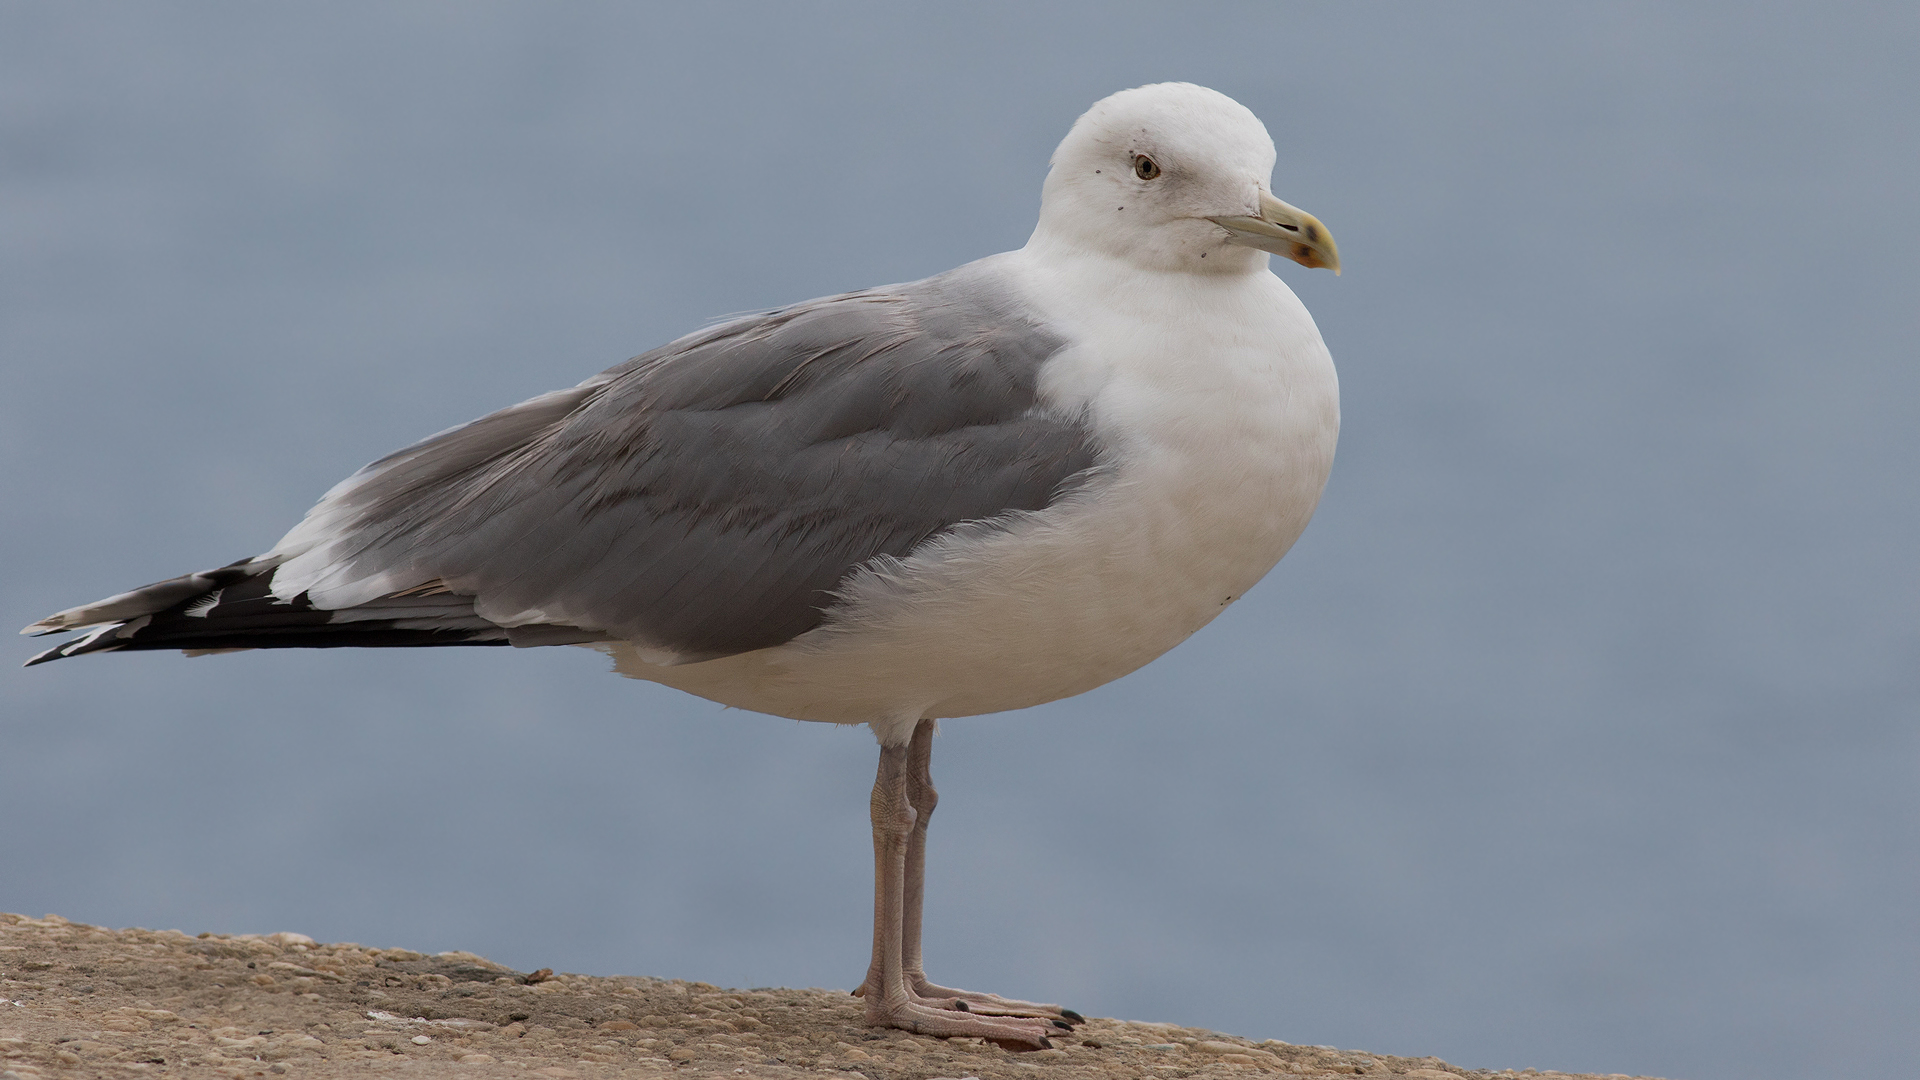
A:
182;589;224;618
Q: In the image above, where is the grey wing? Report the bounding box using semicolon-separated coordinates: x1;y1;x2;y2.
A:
94;265;1098;664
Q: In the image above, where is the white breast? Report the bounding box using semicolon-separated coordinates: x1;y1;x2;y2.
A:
603;250;1339;742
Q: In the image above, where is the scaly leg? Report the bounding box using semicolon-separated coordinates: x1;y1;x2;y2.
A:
856;724;1069;1049
900;721;1084;1025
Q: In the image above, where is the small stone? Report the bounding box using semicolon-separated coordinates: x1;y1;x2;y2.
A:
411;1034;432;1045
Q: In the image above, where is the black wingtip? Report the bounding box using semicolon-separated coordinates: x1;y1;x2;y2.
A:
22;640;106;668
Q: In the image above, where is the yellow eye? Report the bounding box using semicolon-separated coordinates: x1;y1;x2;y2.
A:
1133;155;1161;180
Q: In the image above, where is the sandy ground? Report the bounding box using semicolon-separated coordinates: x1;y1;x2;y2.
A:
0;913;1664;1080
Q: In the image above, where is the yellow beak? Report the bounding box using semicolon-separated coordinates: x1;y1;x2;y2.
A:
1208;191;1341;274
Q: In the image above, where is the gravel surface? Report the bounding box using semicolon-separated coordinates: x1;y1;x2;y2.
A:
0;913;1664;1080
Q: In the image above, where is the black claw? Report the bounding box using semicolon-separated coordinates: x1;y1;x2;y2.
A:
1060;1009;1085;1023
1051;1019;1073;1030
952;999;969;1012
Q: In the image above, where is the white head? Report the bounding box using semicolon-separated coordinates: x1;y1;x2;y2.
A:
1029;83;1339;277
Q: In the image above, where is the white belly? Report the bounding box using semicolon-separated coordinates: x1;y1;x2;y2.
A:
600;256;1339;744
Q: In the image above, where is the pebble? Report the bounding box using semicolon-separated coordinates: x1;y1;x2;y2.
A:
411;1034;432;1044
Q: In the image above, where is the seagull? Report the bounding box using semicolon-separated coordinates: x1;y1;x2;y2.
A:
22;82;1340;1049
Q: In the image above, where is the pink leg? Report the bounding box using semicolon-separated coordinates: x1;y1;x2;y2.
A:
901;721;1084;1024
856;723;1074;1049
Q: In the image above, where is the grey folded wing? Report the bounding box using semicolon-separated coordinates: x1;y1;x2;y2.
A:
24;265;1100;665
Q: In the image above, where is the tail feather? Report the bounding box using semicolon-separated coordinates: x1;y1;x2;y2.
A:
22;560;608;667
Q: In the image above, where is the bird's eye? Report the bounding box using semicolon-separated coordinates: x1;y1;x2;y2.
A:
1133;155;1161;180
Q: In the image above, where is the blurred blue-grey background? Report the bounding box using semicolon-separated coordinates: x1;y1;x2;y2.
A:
3;4;1915;1079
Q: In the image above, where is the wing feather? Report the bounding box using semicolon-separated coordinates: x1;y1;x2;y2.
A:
25;260;1099;666
277;262;1098;659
